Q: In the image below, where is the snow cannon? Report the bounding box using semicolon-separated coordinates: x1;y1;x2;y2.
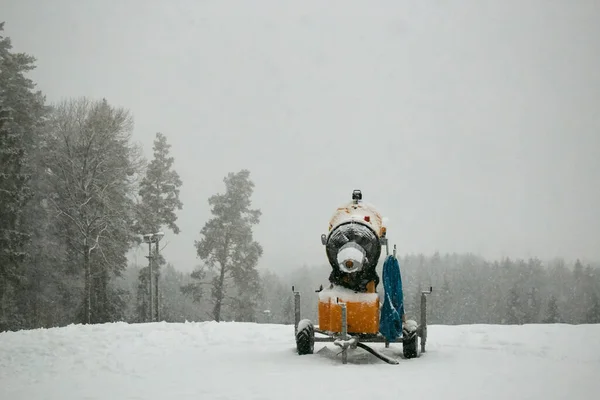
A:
316;190;386;335
292;189;433;365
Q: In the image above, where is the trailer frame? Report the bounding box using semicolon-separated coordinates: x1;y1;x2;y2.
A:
293;285;433;364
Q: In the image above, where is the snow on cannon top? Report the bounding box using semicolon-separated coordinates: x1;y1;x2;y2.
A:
327;194;385;238
321;190;387;292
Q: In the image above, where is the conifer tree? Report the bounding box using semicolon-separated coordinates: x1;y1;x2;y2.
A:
136;132;183;235
0;22;46;330
585;293;600;324
134;132;183;321
0;108;30;329
543;294;561;323
505;285;525;324
191;169;262;322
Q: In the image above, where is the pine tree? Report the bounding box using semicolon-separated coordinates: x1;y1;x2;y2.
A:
543;294;561;323
0;107;29;326
180;268;206;306
192;169;262;322
136;132;183;234
281;292;294;324
158;263;195;322
134;132;183;322
524;287;541;323
412;282;422;321
256;270;297;324
0;23;46;330
437;274;452;324
585;293;600;324
505;285;525;324
568;259;586;322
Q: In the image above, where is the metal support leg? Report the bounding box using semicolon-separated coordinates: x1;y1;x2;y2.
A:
341;303;348;364
293;286;300;335
420;286;432;353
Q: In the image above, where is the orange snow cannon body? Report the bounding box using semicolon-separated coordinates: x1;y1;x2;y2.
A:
317;189;386;335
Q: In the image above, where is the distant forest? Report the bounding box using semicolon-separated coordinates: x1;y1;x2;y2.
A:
116;254;600;327
1;22;599;333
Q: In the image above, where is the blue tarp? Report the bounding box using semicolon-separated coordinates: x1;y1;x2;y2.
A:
379;255;405;341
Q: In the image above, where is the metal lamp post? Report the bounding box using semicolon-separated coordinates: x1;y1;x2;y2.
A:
142;232;164;322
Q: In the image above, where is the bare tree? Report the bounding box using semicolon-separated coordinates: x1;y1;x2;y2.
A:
42;97;143;324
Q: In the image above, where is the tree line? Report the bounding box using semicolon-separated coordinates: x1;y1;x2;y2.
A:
116;253;600;327
0;23;267;330
1;23;599;332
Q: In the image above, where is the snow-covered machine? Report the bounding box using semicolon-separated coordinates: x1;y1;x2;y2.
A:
293;190;432;364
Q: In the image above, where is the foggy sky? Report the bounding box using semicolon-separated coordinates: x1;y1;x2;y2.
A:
3;0;600;272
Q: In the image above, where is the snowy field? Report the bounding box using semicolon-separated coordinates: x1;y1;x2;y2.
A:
1;321;599;400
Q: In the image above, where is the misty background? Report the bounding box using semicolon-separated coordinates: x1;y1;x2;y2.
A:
1;0;599;330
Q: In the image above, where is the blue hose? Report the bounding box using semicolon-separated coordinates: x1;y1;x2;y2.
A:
379;255;405;341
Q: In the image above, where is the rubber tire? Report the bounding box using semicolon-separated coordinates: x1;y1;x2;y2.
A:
402;332;418;359
296;319;314;355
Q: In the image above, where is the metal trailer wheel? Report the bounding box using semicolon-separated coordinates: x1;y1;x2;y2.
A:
296;319;315;355
402;332;418;359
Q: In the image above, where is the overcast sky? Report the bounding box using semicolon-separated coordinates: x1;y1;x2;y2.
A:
3;0;599;272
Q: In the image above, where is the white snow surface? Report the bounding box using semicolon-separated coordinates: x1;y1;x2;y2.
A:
318;284;379;303
297;319;312;332
1;321;600;400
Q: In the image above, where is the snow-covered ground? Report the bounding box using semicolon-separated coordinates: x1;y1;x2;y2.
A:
1;321;599;400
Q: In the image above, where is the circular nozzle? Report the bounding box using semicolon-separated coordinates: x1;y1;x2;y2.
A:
337;242;366;273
